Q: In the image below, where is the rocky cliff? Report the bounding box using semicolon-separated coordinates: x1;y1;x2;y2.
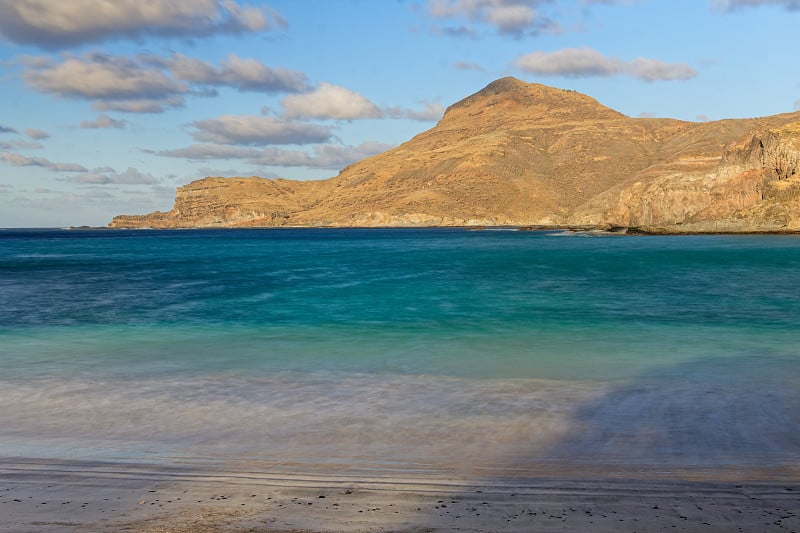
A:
110;78;800;232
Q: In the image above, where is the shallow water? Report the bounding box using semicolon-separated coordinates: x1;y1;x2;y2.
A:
1;228;799;480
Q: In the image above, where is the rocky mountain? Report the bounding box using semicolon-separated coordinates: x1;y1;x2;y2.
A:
110;77;800;232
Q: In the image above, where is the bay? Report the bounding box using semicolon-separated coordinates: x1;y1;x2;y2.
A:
1;228;799;479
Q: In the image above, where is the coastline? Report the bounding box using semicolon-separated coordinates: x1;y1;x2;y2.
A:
64;223;800;235
3;458;799;532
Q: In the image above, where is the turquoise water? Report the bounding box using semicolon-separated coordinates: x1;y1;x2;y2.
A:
1;228;799;479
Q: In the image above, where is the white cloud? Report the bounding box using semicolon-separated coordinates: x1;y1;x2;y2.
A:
23;52;308;113
195;166;269;178
0;152;87;172
157;144;260;160
190;115;334;145
158;141;394;170
453;60;486;71
279;85;443;122
628;58;697;81
281;83;383;120
582;0;640;4
485;4;536;33
163;53;308;93
80;114;127;129
515;47;697;81
404;101;446;121
427;0;555;36
92;97;185;114
516;47;621;76
435;25;480;38
250;142;396;169
24;128;49;140
0;0;285;49
71;167;158;185
0;124;17;133
23;53;188;109
714;0;800;10
0;139;43;150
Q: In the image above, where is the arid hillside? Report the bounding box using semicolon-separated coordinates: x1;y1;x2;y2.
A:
110;77;800;232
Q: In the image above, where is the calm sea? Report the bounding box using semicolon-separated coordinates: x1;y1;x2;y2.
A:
1;228;799;480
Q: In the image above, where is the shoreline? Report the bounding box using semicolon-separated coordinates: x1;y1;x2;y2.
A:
40;224;800;235
3;458;799;532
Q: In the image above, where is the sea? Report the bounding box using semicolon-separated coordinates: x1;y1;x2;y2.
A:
1;227;799;482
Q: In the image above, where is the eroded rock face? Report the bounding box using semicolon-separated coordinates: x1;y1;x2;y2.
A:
571;121;800;232
110;78;800;232
110;177;322;228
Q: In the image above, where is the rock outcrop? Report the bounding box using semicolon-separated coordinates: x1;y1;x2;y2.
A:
570;121;800;232
110;78;800;232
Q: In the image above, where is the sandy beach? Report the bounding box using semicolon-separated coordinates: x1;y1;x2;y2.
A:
2;458;799;532
4;232;800;532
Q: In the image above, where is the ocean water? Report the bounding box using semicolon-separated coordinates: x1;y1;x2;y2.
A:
1;228;799;480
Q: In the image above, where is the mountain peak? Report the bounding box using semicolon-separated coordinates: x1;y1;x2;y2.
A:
475;76;531;96
443;77;626;123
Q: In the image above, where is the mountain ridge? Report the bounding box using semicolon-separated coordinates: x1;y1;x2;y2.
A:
110;77;800;232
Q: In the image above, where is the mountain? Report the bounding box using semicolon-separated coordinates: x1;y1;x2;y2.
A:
110;77;800;232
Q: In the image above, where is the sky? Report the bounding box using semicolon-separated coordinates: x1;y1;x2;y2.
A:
1;0;799;227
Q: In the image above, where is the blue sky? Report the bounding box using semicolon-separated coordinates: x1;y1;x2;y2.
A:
0;0;799;227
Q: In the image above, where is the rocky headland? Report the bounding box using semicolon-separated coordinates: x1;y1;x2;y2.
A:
110;77;800;233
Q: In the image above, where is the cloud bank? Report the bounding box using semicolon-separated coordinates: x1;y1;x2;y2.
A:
0;140;43;150
515;47;697;81
23;53;189;111
0;0;285;49
159;142;394;170
71;167;158;185
0;149;159;186
427;0;556;36
0;152;87;172
22;52;307;113
714;0;800;10
190;115;334;146
149;53;309;93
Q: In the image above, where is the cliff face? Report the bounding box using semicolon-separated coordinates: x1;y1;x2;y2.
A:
110;78;800;232
570;120;800;231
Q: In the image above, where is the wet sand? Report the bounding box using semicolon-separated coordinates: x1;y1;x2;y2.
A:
2;458;800;532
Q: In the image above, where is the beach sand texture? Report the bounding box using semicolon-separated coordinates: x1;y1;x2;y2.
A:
2;459;800;532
